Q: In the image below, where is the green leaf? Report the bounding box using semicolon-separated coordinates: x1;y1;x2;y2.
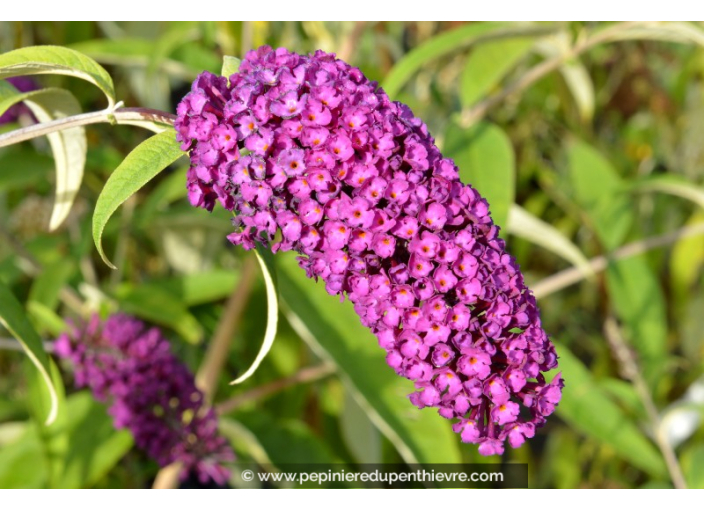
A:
606;255;669;386
221;55;241;78
2;88;87;230
58;392;133;488
231;247;279;384
235;411;341;466
551;344;668;478
444;120;514;227
115;284;203;344
69;38;212;79
566;138;633;250
219;417;275;467
146;24;199;79
24;358;68;487
460;37;534;107
683;444;704;489
507;204;593;277
92;129;184;269
598;377;646;418
135;166;188;225
152;270;240;306
0;79;22;118
630;174;704;209
0;282;59;425
27;301;68;337
0;425;47;488
0;147;53;191
277;252;461;465
28;258;75;311
341;388;382;463
382;22;552;98
670;211;704;305
0;45;115;107
559;60;595;123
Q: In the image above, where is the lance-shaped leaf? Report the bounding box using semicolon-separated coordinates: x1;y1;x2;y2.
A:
382;22;554;98
0;282;59;425
0;45;115;108
549;344;668;478
630;174;704;209
460;37;534;108
92;129;183;269
507;204;593;278
6;88;88;230
231;246;278;384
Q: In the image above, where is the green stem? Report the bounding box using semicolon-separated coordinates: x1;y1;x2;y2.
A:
531;222;704;299
603;316;688;489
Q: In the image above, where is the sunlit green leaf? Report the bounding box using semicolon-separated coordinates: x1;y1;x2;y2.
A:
92;129;183;269
115;284;203;344
507;204;593;277
152;270;240;306
566;138;633;250
460;37;534;108
382;22;551;98
670;211;704;306
631;174;704;209
0;45;115;107
26;301;68;337
28;258;75;311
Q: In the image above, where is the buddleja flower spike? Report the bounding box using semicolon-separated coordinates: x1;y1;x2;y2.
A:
176;46;564;456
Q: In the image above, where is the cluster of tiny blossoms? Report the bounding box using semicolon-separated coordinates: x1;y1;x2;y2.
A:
176;46;563;455
55;314;234;483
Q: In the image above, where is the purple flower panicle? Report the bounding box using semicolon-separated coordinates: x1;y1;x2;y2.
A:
55;314;234;484
175;46;564;455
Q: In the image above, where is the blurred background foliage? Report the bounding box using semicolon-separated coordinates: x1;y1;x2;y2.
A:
1;21;704;488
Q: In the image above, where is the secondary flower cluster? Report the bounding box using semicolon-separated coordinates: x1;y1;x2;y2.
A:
176;45;563;455
55;314;234;484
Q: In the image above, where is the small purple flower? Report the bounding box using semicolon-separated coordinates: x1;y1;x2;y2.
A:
176;46;563;456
